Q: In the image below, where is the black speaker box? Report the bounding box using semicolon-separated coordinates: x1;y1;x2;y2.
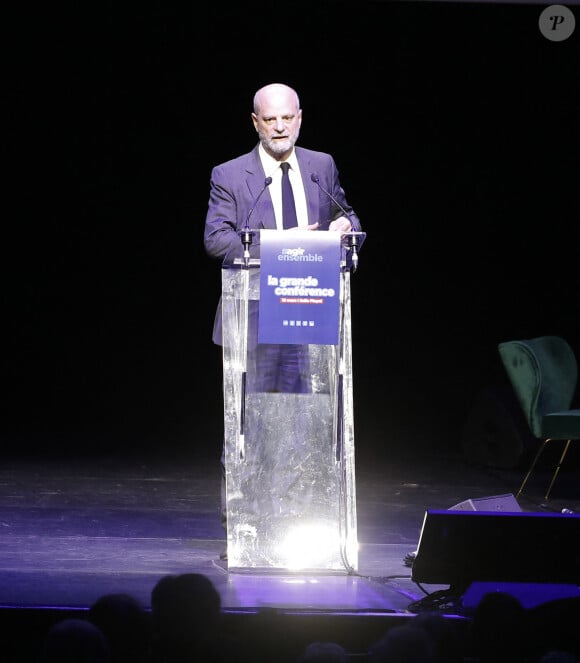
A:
411;509;580;588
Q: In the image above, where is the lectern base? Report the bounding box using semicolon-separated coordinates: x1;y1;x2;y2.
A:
225;393;357;572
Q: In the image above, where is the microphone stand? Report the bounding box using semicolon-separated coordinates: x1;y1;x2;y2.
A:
346;233;360;274
310;173;365;274
240;176;272;269
240;226;255;269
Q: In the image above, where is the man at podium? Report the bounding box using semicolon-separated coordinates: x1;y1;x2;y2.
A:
204;82;361;382
203;83;362;561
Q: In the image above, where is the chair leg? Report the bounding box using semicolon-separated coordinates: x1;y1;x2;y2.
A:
516;439;549;499
544;439;571;500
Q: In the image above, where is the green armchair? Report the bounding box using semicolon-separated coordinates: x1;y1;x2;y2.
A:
498;335;580;500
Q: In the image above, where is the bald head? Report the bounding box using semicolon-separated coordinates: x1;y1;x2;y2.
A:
253;83;300;115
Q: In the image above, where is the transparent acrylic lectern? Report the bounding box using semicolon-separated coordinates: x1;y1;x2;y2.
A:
221;231;365;572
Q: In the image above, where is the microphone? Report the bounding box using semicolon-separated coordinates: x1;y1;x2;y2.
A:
310;172;353;226
310;172;361;272
240;176;272;267
245;176;273;228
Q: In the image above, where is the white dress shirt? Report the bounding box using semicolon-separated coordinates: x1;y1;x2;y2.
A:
258;144;309;229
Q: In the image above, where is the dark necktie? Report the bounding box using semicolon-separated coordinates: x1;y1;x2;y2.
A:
280;162;298;229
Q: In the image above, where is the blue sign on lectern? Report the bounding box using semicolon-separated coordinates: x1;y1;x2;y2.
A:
258;230;341;346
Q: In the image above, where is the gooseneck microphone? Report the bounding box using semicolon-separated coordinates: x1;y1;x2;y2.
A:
310;172;361;273
245;176;273;228
310;173;353;225
240;176;272;267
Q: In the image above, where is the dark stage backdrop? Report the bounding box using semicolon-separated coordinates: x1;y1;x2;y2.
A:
3;2;579;462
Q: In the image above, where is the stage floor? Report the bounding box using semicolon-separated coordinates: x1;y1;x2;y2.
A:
1;442;580;616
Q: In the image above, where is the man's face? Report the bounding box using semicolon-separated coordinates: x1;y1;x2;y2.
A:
252;89;302;160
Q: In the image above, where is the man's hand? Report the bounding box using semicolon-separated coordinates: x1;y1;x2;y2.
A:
328;216;352;233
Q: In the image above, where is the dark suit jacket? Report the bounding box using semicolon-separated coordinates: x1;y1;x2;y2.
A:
204;144;362;344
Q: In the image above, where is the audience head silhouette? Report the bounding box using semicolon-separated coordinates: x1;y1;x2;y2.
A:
296;641;350;663
89;592;150;663
40;618;110;663
150;572;226;662
411;612;464;663
368;622;436;663
469;590;527;663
